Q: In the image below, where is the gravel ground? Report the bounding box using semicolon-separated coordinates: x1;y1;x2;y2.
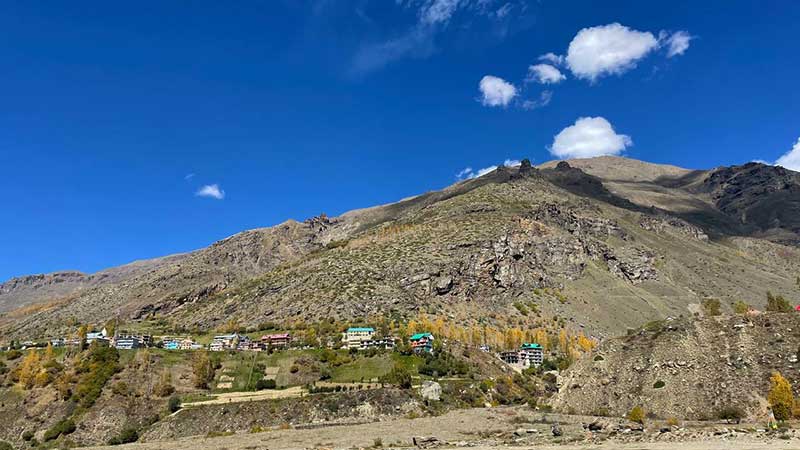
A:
82;407;800;450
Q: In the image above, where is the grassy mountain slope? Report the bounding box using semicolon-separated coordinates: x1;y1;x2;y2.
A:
2;158;800;341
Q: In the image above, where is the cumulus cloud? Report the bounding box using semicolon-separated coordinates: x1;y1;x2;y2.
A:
664;30;692;57
565;23;659;81
478;75;517;107
775;138;800;171
550;117;632;159
196;184;225;200
526;64;566;84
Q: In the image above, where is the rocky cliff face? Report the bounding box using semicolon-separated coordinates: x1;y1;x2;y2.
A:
2;157;800;341
552;313;800;420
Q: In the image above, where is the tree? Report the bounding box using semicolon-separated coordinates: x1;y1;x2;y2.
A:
768;371;794;421
701;298;721;316
766;292;793;313
153;369;175;397
192;351;215;389
384;364;412;389
627;405;645;424
16;351;41;389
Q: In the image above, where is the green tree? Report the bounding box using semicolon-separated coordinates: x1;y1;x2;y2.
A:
768;371;794;421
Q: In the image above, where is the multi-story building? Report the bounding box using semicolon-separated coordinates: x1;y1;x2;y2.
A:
342;327;375;349
260;333;292;349
409;332;434;354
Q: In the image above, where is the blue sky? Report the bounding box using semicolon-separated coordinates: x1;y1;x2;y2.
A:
2;1;799;280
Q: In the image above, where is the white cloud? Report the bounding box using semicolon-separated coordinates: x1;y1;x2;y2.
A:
184;173;195;181
456;158;520;179
775;138;800;171
538;52;564;66
478;75;517;107
664;30;692;57
550;116;632;159
526;64;566;84
521;90;553;110
565;23;659;81
419;0;462;25
196;184;225;200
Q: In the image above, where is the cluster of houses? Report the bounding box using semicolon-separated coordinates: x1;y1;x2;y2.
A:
16;324;446;356
499;342;544;368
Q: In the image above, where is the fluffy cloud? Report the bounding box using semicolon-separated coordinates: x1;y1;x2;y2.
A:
775;138;800;171
419;0;462;25
550;117;632;159
665;30;692;57
478;75;517;107
196;184;225;200
565;23;659;81
526;64;566;84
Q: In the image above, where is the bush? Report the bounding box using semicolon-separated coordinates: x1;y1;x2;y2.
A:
43;419;76;442
167;395;181;413
766;292;793;313
716;406;745;423
768;371;795;421
733;300;750;314
701;298;721;316
4;350;22;360
381;364;412;389
21;430;34;441
653;380;666;389
72;345;120;408
107;426;139;445
627;406;645;424
256;379;277;390
0;441;13;450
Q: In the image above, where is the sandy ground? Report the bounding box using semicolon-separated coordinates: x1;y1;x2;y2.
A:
82;407;800;450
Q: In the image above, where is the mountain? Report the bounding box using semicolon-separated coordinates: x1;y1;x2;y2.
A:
552;312;800;420
2;157;800;341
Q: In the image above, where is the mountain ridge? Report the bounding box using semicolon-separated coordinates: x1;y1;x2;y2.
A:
2;156;799;341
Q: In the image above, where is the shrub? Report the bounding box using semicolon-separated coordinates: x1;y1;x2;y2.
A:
701;298;721;316
666;417;679;427
43;419;76;442
153;370;175;397
768;371;794;421
111;381;130;396
0;441;13;450
716;406;745;423
167;395;181;413
21;430;34;441
107;426;139;445
733;300;750;314
372;437;383;448
256;379;276;390
653;380;665;389
4;350;22;360
627;406;645;424
766;292;793;312
72;345;120;408
381;364;412;389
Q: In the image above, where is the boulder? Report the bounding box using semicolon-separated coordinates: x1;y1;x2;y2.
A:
420;381;442;401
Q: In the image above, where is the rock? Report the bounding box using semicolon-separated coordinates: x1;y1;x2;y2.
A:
587;420;604;432
434;275;453;295
413;436;441;448
420;381;442;401
551;423;563;437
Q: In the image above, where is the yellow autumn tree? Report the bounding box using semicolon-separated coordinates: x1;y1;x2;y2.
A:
576;333;597;352
768;371;795;421
17;351;41;389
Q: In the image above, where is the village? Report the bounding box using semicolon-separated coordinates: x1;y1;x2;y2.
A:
8;324;546;372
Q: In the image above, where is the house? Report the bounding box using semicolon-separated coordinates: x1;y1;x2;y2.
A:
164;340;180;350
86;328;110;346
499;351;520;365
50;338;66;348
519;343;543;367
361;336;396;350
210;334;242;352
500;343;544;369
180;338;200;350
236;335;253;351
342;327;375;349
114;335;144;350
409;332;434;354
260;333;292;349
